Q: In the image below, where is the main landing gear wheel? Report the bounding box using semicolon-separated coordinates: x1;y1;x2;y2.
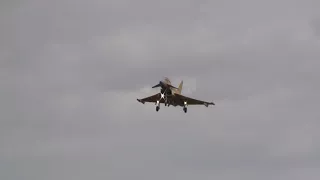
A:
183;107;187;113
156;106;160;112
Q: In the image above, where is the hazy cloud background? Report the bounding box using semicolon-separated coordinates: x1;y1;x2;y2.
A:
1;0;320;179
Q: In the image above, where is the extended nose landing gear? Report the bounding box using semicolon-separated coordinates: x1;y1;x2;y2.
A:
183;107;187;113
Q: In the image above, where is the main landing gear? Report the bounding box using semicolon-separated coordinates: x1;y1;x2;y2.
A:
155;93;188;113
183;101;187;113
156;100;160;112
183;107;187;113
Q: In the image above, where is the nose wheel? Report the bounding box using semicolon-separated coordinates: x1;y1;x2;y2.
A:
183;107;187;113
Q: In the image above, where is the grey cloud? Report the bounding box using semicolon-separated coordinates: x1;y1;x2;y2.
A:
1;0;320;179
310;17;320;37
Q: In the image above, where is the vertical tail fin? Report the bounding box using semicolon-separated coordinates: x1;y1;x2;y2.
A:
177;80;183;94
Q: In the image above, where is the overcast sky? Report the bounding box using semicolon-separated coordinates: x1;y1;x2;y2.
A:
1;0;320;179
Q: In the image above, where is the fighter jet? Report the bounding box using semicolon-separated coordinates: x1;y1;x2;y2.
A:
137;78;215;113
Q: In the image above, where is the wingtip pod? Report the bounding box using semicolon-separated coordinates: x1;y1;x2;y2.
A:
137;99;145;104
204;102;215;107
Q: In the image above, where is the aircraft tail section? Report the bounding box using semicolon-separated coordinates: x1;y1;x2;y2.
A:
177;80;183;94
